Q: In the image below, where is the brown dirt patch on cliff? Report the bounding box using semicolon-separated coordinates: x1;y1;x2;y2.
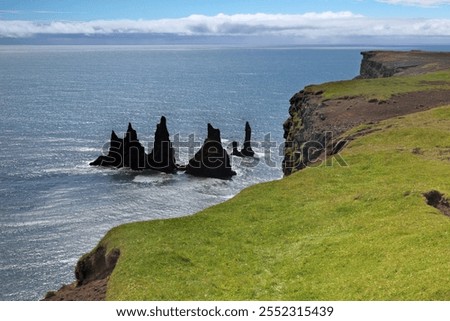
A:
424;190;450;217
43;279;107;301
314;89;450;138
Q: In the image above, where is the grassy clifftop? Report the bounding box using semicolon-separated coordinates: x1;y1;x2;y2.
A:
47;66;450;301
90;70;450;301
310;69;450;101
283;68;450;176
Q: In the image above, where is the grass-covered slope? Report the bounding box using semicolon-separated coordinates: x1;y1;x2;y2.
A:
93;72;450;301
309;69;450;100
99;105;450;300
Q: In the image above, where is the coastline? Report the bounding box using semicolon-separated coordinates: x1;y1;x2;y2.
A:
283;50;450;175
44;50;450;301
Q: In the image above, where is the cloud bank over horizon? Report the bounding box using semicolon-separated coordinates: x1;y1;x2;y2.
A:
1;12;450;44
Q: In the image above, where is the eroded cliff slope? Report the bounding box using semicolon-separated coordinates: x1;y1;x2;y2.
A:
283;50;450;176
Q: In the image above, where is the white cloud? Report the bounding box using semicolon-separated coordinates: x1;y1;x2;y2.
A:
0;10;19;14
377;0;450;6
0;12;449;42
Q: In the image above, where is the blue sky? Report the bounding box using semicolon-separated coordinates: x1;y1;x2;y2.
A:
1;0;450;44
1;0;450;20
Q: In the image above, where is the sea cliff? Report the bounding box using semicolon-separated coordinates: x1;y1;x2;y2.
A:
283;50;450;176
44;50;450;301
358;50;450;79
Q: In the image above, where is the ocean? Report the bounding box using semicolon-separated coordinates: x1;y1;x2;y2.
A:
0;45;365;300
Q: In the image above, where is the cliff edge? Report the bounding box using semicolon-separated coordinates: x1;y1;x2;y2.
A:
43;50;450;301
283;50;450;176
359;50;450;78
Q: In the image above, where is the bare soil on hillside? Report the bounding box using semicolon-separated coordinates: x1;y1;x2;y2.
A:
42;279;107;301
310;89;450;139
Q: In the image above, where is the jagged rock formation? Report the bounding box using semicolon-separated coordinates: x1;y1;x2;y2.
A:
146;116;178;173
186;124;236;179
241;122;255;157
231;141;243;157
231;122;255;157
90;119;238;178
123;123;146;170
89;130;123;167
90;123;146;170
90;118;179;173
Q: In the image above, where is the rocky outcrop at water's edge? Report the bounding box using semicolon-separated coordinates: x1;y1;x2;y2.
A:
185;123;236;179
89;117;249;177
43;246;120;301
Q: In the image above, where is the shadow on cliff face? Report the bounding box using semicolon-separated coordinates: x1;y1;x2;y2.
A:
43;246;120;301
75;246;120;285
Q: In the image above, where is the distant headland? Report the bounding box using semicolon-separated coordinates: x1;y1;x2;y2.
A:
283;50;450;176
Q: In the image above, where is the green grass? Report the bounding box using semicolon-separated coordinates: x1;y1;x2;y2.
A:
94;104;450;301
307;69;450;101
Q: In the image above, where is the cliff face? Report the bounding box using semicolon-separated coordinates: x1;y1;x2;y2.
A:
358;51;401;78
282;89;334;175
43;246;120;301
359;50;450;78
282;88;355;176
282;50;450;176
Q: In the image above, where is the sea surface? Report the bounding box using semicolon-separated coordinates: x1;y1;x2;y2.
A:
0;45;380;300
